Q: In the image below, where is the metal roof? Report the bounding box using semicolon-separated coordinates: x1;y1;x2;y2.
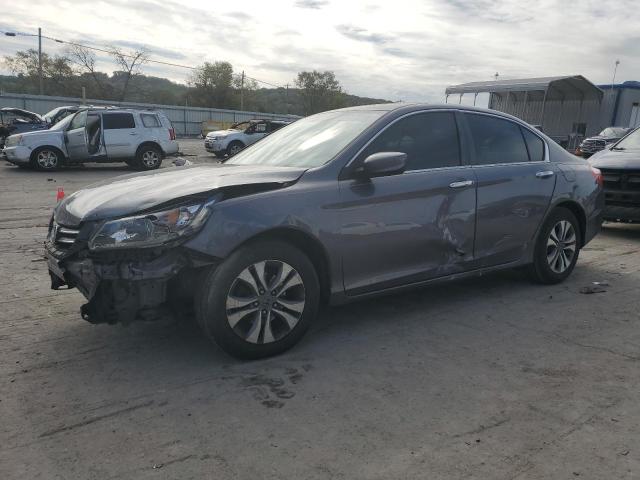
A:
446;75;603;100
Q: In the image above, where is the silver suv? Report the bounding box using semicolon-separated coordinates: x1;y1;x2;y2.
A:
3;107;179;171
204;119;290;158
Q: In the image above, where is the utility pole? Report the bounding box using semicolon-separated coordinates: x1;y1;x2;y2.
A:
38;27;43;95
240;70;245;111
285;83;289;114
611;60;620;90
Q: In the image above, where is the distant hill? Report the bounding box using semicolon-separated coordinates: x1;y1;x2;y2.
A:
0;73;391;116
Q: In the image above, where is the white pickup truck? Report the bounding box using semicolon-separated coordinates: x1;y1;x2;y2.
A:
204;119;291;158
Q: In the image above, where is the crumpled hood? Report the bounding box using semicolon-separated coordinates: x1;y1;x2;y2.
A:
0;107;44;123
54;163;307;226
207;129;239;138
589;148;640;169
582;135;619;143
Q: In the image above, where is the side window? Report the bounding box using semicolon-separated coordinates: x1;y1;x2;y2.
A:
255;123;267;133
103;113;136;130
361;112;461;171
69;110;87;130
521;127;545;162
465;114;529;165
141;114;161;128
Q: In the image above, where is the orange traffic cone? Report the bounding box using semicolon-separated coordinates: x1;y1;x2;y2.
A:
56;187;65;202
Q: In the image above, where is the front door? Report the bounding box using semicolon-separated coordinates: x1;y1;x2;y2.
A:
65;110;88;160
102;112;139;158
462;112;556;266
338;111;477;295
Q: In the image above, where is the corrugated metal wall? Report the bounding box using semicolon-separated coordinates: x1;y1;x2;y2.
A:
0;93;300;136
489;91;605;143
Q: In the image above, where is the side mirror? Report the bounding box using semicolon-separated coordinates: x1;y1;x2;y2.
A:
358;151;407;178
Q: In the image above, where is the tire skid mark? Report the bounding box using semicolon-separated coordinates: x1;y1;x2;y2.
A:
39;400;154;438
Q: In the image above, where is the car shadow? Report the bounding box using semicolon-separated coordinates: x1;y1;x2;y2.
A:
601;222;640;240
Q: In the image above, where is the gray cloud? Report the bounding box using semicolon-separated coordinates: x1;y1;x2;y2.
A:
335;24;392;45
294;0;329;9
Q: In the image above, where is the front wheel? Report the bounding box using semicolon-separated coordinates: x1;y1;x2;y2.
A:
31;147;62;171
196;241;320;359
226;141;244;157
528;207;581;284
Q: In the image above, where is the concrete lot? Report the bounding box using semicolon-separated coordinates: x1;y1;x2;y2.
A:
1;139;639;479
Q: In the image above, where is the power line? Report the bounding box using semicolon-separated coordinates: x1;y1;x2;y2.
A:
2;29;286;89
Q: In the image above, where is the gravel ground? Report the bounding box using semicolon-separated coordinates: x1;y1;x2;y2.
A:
1;139;639;479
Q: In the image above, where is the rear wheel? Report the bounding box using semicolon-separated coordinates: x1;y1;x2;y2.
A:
195;240;320;359
31;147;62;171
135;145;163;170
528;207;581;284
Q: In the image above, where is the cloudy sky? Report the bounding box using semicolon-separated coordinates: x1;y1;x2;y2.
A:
1;0;639;104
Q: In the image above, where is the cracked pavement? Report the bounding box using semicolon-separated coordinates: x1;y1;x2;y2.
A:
1;139;639;479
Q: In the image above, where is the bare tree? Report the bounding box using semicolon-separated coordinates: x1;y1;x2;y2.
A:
107;46;149;101
66;45;108;97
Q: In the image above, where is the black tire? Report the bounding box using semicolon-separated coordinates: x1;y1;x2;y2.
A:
226;141;244;157
528;207;582;284
31;147;62;171
195;240;320;359
135;144;163;170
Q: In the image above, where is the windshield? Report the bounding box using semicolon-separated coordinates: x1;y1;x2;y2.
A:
226;110;385;168
614;128;640;150
600;127;628;137
49;112;76;131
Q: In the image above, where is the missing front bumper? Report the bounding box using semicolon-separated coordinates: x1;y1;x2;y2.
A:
47;247;216;325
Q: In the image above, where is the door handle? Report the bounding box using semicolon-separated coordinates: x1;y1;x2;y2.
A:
449;180;474;189
129;132;138;136
535;170;555;179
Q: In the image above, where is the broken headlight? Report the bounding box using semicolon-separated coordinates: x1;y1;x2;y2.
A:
88;203;212;250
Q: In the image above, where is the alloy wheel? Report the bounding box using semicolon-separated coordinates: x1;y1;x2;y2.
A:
229;144;242;155
546;220;577;273
37;150;58;169
141;150;160;168
225;260;306;344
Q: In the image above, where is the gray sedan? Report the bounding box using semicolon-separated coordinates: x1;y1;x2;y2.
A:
47;104;604;359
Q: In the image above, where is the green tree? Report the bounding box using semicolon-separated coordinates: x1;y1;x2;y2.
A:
294;70;343;115
4;49;77;96
189;61;235;108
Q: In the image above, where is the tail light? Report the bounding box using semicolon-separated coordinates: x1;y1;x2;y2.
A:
591;166;603;187
168;128;176;141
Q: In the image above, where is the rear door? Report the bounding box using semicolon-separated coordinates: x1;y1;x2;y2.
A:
102;112;139;158
65;110;89;160
338;110;477;294
461;112;556;266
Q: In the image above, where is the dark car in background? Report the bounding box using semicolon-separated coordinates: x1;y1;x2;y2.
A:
46;104;603;359
577;127;632;158
0;105;79;147
589;127;640;222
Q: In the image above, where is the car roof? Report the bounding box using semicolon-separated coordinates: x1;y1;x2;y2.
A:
337;102;531;124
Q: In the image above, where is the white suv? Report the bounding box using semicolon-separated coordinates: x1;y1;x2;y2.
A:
3;107;179;171
204;119;290;158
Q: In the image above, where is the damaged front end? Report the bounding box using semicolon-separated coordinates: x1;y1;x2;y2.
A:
45;199;219;325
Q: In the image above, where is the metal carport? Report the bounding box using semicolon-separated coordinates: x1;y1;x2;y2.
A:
445;75;604;147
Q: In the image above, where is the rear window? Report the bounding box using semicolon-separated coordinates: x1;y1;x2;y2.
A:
521;128;545;162
141;114;161;128
465;113;529;165
103;113;135;129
